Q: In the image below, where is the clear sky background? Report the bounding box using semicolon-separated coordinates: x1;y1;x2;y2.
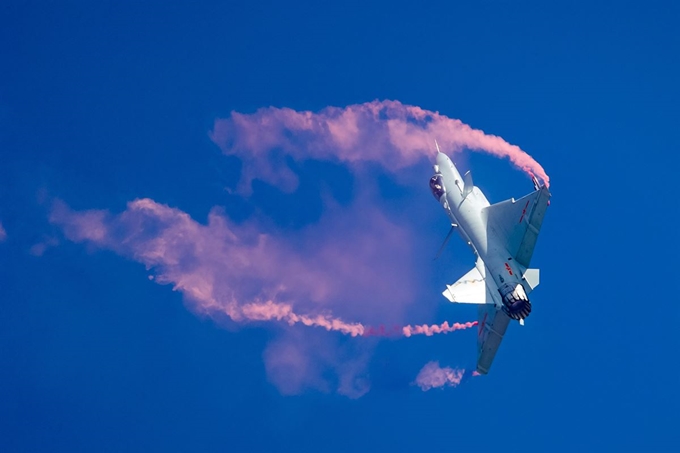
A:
1;1;679;452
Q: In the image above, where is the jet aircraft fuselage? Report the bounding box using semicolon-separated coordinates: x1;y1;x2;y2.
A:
429;149;550;373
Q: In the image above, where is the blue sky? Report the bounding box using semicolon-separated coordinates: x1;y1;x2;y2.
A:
1;1;679;451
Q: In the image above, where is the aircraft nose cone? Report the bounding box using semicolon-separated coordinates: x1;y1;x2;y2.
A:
436;152;450;167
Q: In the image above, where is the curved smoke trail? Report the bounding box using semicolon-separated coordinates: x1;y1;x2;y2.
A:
210;99;549;191
51;100;549;395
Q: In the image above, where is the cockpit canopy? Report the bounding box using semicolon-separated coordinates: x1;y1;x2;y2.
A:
429;174;446;200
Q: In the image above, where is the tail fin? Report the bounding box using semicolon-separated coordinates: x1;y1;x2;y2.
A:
442;266;493;304
442;257;497;304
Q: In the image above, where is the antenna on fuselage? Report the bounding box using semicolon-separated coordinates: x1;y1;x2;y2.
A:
434;223;457;260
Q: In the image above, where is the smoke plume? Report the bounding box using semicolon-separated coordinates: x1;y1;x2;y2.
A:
210;99;549;192
415;361;467;391
50;100;550;396
363;321;478;337
50;198;475;338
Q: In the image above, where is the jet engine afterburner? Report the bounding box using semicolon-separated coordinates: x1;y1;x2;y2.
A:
499;283;532;320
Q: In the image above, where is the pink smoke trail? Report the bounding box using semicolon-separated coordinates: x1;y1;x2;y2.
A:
49;199;474;339
211;99;550;191
415;361;466;391
239;301;478;339
240;300;366;336
51;99;539;396
402;320;478;337
362;321;478;338
362;325;402;337
363;321;478;338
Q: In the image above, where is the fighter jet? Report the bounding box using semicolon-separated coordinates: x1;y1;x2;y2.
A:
429;142;550;374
